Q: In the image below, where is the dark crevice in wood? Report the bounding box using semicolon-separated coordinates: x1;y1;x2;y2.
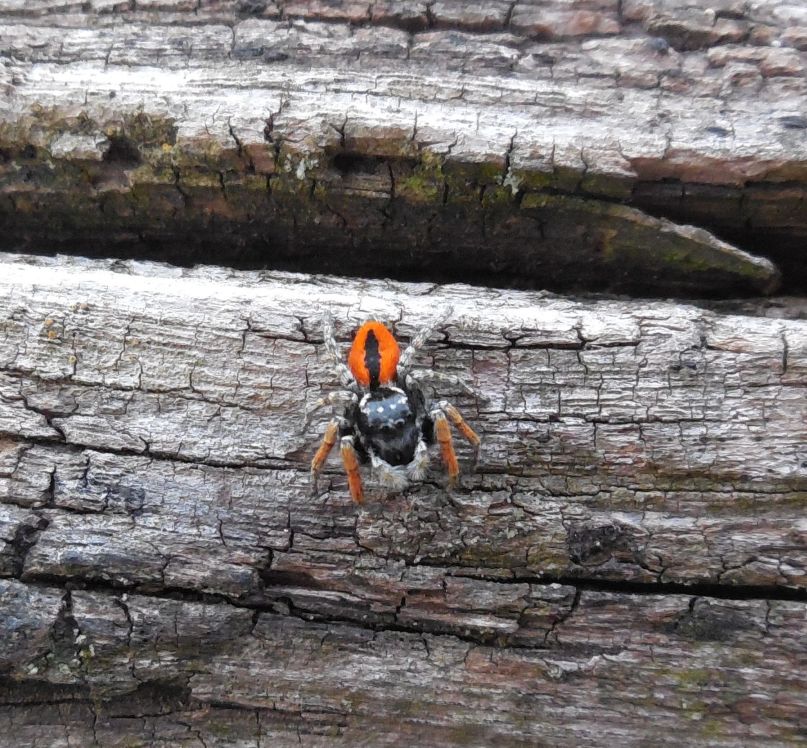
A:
0;676;193;713
0;428;307;473
7;572;805;655
541;575;807;603
102;135;142;166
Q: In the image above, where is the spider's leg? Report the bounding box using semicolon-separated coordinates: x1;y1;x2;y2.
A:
302;390;358;434
437;399;481;465
431;408;459;487
398;306;453;375
310;418;339;495
340;435;365;504
322;310;358;389
406;368;478;397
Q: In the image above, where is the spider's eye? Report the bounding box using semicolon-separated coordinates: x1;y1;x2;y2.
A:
348;321;400;387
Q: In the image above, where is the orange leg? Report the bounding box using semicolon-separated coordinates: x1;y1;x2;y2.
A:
310;419;339;493
340;437;364;504
433;412;459;486
441;402;481;464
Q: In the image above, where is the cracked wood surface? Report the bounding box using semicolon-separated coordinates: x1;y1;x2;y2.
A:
0;0;804;293
2;579;806;746
0;253;806;745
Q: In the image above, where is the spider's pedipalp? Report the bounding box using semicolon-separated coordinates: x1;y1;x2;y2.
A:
406;438;430;481
398;305;453;375
370;451;410;493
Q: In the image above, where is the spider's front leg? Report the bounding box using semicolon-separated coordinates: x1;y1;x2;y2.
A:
310;418;340;495
310;415;365;503
340;435;364;504
431;409;459;487
438;399;481;465
430;400;482;487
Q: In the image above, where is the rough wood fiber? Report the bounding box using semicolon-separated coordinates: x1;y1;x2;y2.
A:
0;0;804;292
0;253;806;744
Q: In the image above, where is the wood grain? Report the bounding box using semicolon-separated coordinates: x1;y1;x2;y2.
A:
0;0;804;292
0;253;805;744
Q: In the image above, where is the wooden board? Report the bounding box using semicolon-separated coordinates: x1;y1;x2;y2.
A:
1;253;805;744
1;0;805;293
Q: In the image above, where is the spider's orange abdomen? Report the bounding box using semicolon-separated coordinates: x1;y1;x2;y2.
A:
348;321;399;388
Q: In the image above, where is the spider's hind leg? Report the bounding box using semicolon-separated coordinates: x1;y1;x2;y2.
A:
398;306;454;375
322;310;359;390
406;368;478;398
302;390;358;434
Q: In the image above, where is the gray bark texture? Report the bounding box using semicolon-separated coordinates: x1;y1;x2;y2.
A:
2;0;807;745
0;252;805;745
0;0;805;294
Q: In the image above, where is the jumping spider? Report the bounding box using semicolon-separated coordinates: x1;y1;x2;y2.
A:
307;309;480;503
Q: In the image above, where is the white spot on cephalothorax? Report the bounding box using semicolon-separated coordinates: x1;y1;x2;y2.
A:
376;405;384;413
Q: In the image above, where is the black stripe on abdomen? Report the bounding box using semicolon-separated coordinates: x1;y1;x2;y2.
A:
364;329;380;388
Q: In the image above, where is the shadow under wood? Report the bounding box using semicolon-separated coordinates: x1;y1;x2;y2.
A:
2;181;780;299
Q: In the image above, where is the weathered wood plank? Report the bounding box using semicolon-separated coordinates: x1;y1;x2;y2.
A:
1;578;806;745
0;1;804;292
0;252;805;600
1;253;805;743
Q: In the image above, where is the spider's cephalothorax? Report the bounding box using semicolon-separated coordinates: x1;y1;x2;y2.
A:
307;312;480;504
